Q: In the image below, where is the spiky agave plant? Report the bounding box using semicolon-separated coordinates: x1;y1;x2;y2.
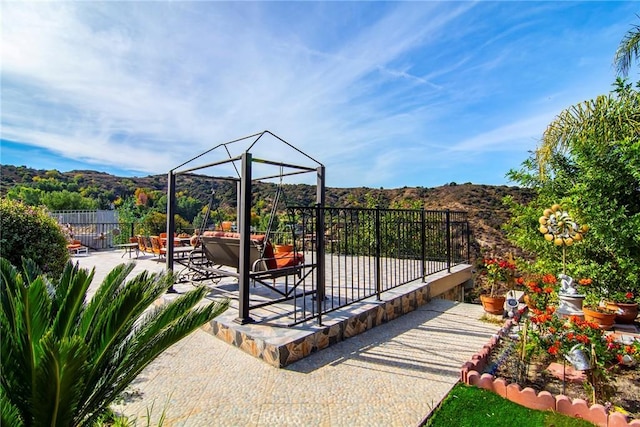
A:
0;258;229;426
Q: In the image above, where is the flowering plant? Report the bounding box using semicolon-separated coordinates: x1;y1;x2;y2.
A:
605;290;638;304
518;273;557;310
482;257;517;297
526;309;620;402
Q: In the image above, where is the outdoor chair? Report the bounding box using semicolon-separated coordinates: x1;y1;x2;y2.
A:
149;236;167;260
67;239;89;256
136;235;148;254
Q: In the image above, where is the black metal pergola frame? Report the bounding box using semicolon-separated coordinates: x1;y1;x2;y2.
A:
165;130;325;324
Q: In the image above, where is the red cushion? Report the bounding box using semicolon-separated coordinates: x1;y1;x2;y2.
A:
274;252;304;269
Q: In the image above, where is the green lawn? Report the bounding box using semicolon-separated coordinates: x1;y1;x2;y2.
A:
424;383;595;427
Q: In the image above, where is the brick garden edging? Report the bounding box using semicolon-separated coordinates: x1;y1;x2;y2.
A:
460;319;640;427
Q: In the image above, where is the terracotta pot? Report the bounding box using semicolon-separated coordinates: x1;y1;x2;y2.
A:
480;295;506;315
582;306;616;330
604;301;638;324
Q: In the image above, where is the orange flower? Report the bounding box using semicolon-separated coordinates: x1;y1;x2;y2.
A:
549;346;559;355
544;287;554;294
577;334;590;344
542;274;557;284
578;278;592;286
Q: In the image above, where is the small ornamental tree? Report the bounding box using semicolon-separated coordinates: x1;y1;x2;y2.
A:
0;197;69;277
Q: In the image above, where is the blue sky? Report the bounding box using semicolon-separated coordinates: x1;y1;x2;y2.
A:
1;2;637;189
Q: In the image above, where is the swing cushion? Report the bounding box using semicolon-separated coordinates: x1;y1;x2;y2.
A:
201;231;303;270
262;242;304;270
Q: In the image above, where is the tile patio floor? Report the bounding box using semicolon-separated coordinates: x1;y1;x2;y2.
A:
73;250;500;426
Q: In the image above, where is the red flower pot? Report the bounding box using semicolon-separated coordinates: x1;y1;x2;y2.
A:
604;301;638;324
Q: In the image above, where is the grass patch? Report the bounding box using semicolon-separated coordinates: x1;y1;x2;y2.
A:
424;383;595;427
479;313;505;325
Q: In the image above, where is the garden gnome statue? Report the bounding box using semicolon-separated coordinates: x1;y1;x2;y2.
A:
556;273;585;319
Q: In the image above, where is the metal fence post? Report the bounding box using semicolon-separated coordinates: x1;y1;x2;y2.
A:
421;209;426;281
445;209;451;273
466;218;471;263
375;206;382;301
315;203;325;325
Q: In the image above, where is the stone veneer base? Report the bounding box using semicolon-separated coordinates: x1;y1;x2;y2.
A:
202;265;471;368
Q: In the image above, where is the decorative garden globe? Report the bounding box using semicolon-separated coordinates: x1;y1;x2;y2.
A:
539;204;588;319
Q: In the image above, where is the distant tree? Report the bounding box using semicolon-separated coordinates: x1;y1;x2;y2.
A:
5;186;44;206
40;190;97;211
31;176;65;192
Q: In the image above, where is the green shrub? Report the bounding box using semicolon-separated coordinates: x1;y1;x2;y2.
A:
0;197;69;277
0;258;229;426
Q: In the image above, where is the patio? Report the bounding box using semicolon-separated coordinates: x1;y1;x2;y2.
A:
76;250;501;425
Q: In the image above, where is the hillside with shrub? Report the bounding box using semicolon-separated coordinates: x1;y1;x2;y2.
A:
0;164;533;260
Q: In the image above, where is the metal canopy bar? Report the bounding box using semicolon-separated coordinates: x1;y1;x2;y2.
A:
249;130;324;167
253;169;313;182
174;155;243;175
176;172;240;183
171;131;263;172
252;157;317;172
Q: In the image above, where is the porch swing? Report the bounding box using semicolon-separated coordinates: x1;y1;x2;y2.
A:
191;169;305;288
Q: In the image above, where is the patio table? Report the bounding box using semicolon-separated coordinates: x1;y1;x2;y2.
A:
115;243;139;258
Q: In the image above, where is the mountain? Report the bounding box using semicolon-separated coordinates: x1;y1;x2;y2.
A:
0;164;534;260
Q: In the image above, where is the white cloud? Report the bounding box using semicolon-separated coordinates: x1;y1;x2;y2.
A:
1;1;635;187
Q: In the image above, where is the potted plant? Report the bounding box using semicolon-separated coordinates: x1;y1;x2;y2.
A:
603;290;639;324
479;257;516;315
582;290;617;330
520;273;557;311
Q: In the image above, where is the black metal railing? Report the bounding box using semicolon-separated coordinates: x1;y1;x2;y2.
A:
63;207;469;326
259;206;470;325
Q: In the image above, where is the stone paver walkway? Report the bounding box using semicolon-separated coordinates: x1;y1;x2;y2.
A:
74;250;498;426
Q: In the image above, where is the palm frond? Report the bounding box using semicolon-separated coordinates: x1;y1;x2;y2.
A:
78;293;228;424
538;92;640;179
131;286;224;349
51;262;94;341
19;257;42;285
614;20;640;77
79;263;135;339
76;270;174;414
0;392;23;427
0;258;52;423
33;334;89;427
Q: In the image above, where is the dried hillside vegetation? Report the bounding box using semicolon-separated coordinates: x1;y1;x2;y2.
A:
1;165;533;260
